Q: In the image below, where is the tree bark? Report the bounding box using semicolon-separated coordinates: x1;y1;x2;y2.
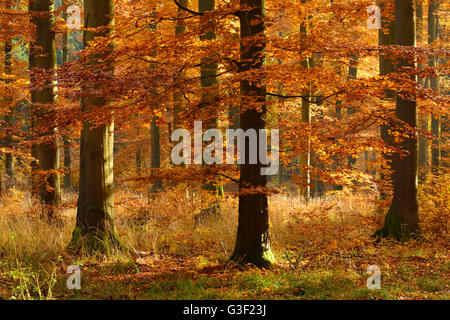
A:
377;0;396;203
428;0;440;171
376;0;419;240
299;16;310;199
148;22;162;193
173;0;189;129
199;0;224;203
62;0;71;190
70;0;122;252
29;0;61;217
151;116;162;192
416;2;430;179
231;0;274;267
4;0;14;184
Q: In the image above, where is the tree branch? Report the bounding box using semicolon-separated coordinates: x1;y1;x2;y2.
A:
267;89;347;104
173;0;204;16
216;173;240;184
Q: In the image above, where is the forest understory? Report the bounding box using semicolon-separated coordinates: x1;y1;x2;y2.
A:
0;177;448;300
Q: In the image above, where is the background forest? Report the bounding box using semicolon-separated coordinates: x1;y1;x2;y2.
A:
0;0;448;300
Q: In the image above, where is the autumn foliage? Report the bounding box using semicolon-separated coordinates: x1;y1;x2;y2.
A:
0;0;448;300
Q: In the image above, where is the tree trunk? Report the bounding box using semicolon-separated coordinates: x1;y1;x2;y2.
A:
231;0;274;267
29;0;61;217
173;0;189;129
63;136;71;189
299;18;310;199
62;0;71;190
416;2;430;180
428;0;440;171
4;0;14;185
199;0;224;203
377;0;396;203
70;0;122;252
151;116;162;192
136;143;143;176
376;0;419;240
347;54;359;167
148;22;162;193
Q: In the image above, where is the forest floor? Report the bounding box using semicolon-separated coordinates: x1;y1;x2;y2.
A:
0;184;448;300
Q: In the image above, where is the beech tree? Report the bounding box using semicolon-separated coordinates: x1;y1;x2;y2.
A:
61;0;71;190
428;0;441;171
29;0;60;216
231;0;274;267
199;0;224;209
70;0;122;252
149;21;162;193
417;1;430;177
299;2;311;199
3;0;13;184
173;0;189;130
377;0;396;204
376;0;419;240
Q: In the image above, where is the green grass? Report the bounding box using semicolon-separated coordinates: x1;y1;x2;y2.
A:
7;249;441;300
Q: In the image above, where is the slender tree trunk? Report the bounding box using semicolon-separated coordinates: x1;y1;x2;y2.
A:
61;0;72;190
150;116;162;192
376;0;419;240
377;0;396;203
29;0;61;217
416;3;424;87
4;0;14;184
299;17;310;199
416;2;430;178
228;34;241;130
428;0;440;171
347;54;359;167
63;136;71;188
199;0;224;203
70;0;122;252
136;143;143;176
148;22;162;193
231;0;274;267
334;53;359;181
173;0;188;130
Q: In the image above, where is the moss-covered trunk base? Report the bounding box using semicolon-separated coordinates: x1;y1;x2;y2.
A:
231;247;275;269
68;227;125;255
374;209;420;242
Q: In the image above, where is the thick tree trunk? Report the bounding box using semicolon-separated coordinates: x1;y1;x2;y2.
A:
376;0;419;240
428;0;440;171
70;0;122;252
231;0;274;267
29;0;61;217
